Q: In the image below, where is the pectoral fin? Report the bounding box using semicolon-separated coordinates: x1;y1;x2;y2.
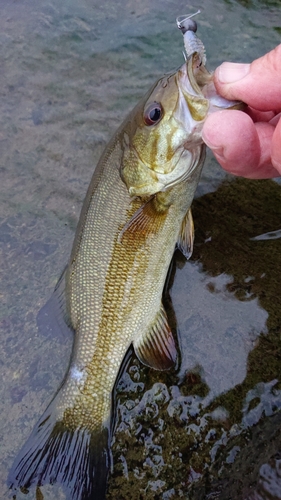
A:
177;208;194;259
133;304;177;371
118;197;167;243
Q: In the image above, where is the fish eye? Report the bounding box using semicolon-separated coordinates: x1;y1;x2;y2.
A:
143;102;163;126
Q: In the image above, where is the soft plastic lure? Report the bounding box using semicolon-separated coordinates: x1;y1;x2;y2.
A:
176;11;206;66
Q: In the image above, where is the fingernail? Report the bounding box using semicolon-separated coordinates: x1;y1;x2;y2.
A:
217;62;250;84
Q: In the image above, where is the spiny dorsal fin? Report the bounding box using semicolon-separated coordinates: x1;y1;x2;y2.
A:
177;208;194;259
133;304;177;371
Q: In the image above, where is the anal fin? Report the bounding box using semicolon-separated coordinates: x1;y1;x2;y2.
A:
177;208;194;259
133;304;177;371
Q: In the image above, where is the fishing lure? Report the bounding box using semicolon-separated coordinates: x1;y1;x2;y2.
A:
176;11;206;66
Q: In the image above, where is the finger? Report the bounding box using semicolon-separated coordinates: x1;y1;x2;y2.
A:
202;110;280;179
202;110;260;175
269;111;281;127
272;116;281;174
246;107;275;123
255;122;278;178
213;45;281;112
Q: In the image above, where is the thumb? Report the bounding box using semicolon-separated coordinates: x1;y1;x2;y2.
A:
213;45;281;112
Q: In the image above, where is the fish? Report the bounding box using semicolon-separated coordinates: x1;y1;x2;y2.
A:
8;21;241;500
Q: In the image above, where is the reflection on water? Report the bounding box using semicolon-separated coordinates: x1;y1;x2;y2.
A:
1;0;281;499
173;266;268;396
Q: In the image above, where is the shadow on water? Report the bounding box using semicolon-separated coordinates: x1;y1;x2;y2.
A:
108;178;281;499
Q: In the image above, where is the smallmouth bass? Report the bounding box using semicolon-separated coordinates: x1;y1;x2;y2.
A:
8;22;241;500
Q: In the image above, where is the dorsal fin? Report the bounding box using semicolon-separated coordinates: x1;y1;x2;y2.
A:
37;267;74;341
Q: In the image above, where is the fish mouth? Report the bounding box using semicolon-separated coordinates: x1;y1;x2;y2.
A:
178;56;243;120
177;61;210;120
174;61;209;148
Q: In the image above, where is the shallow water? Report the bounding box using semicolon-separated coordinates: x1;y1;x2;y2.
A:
1;0;281;499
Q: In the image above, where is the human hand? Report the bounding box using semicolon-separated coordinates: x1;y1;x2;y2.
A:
202;45;281;178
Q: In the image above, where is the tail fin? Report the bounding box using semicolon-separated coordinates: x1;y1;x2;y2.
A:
8;399;110;500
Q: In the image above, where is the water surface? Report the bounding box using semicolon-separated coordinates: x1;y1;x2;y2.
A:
1;0;281;499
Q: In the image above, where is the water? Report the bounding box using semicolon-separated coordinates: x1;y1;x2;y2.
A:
0;0;281;498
